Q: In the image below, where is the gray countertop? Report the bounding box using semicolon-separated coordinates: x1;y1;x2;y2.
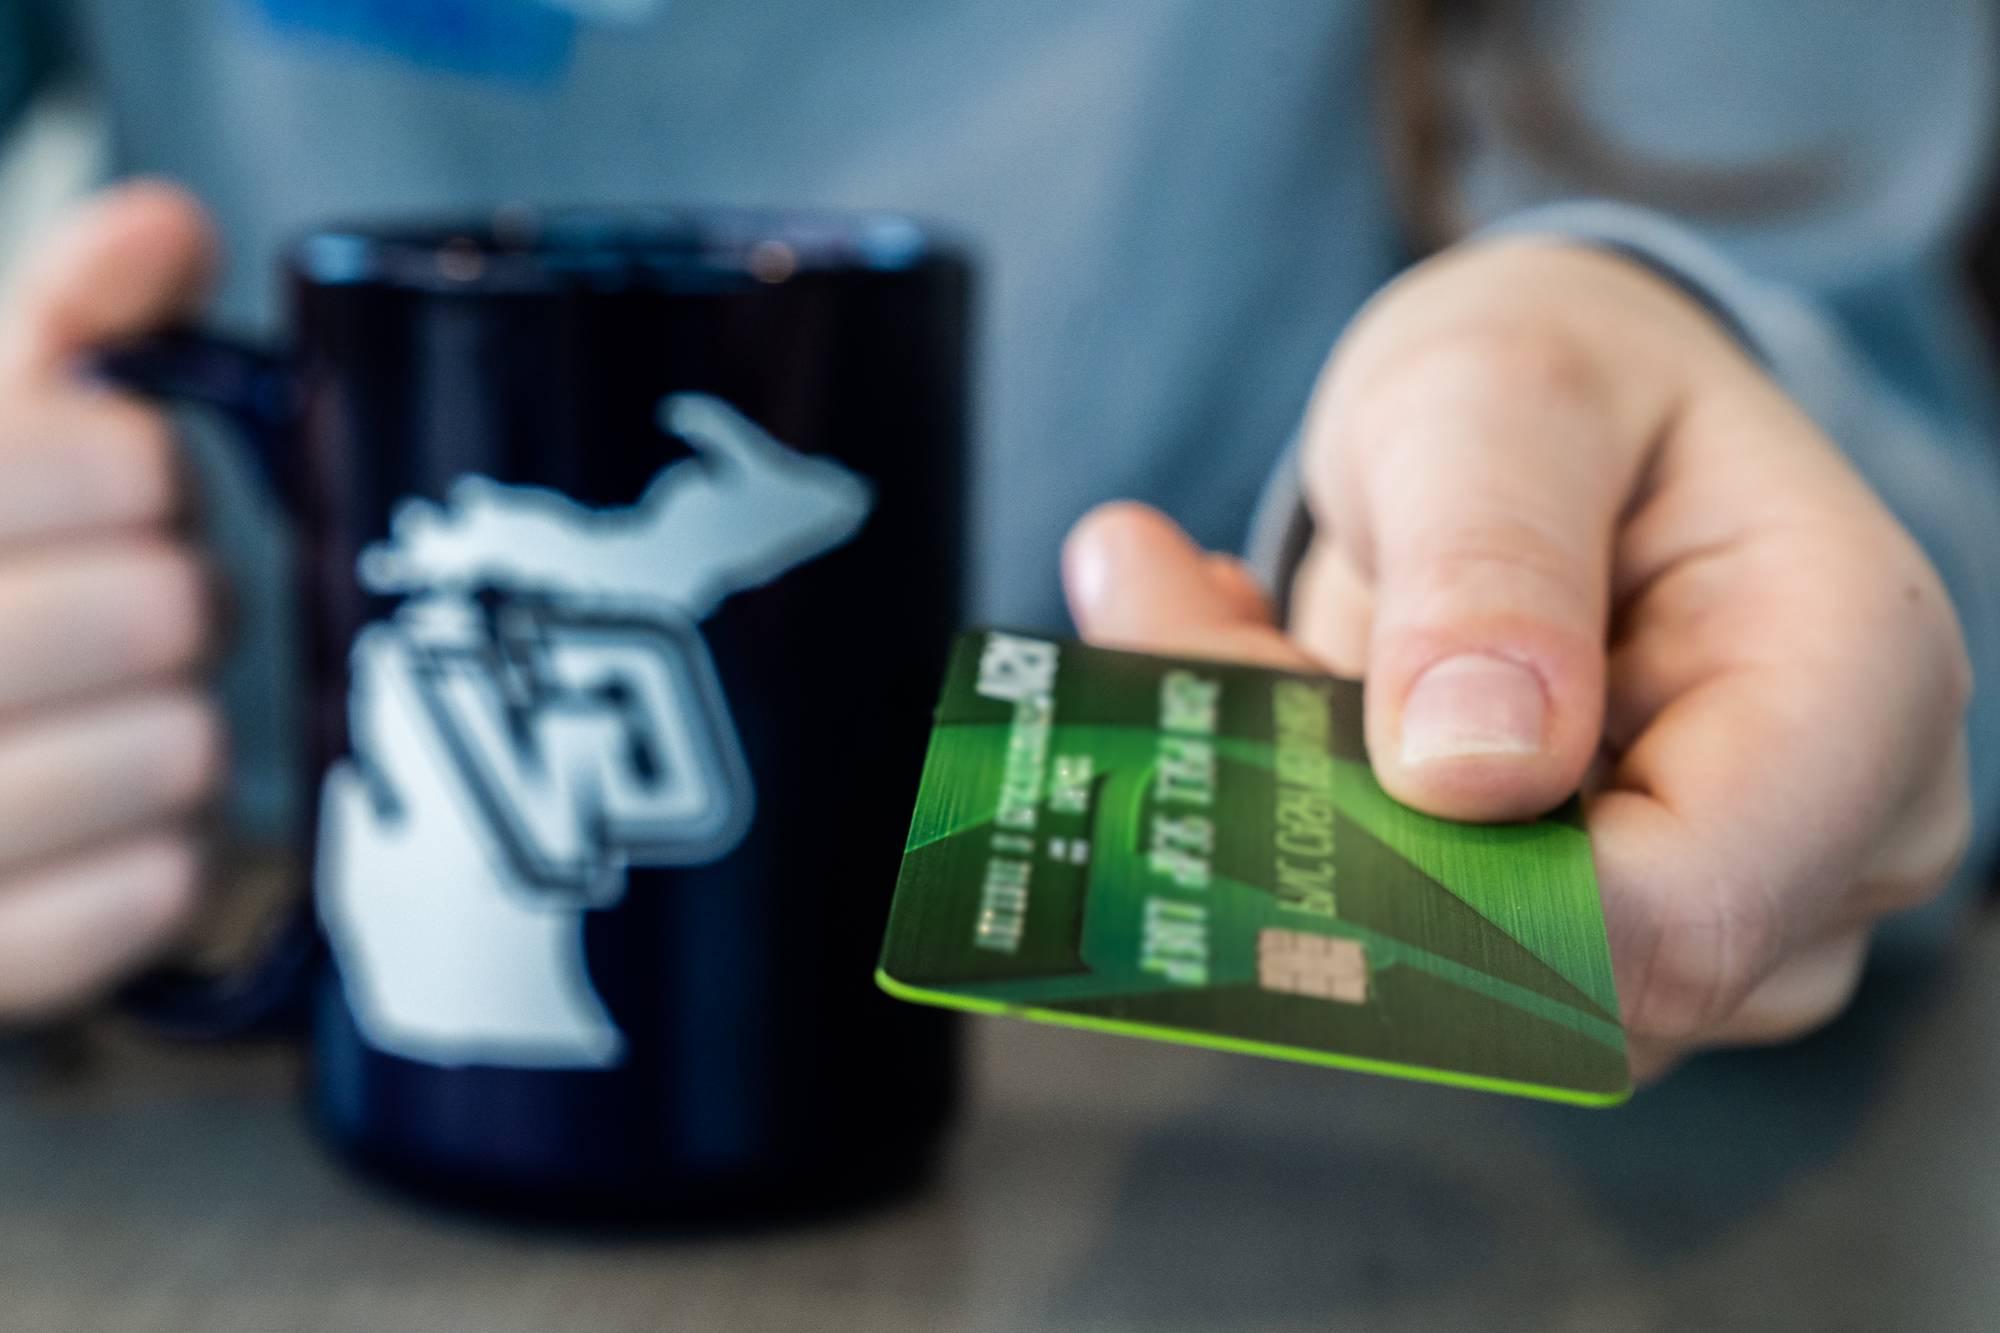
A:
3;913;1997;1333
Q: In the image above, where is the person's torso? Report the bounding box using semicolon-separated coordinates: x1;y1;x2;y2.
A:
48;0;1996;838
71;0;1403;627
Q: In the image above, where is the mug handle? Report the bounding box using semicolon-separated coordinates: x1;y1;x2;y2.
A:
90;330;320;1040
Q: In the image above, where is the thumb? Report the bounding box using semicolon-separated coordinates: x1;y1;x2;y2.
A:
0;180;216;386
1063;502;1317;672
1323;339;1644;822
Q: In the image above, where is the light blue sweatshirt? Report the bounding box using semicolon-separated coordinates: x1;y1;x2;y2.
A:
4;0;1997;940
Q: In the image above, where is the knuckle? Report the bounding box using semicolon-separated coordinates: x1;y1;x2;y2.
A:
1744;971;1861;1046
1872;870;1954;923
0;540;215;711
0;689;225;870
1937;618;1976;718
1948;647;1975;719
1938;783;1976;884
1803;534;1972;725
90;398;184;513
1410;514;1585;595
128;834;204;934
1339;328;1617;621
1456;326;1605;410
151;690;229;807
0;834;201;1018
1889;562;1973;716
117;541;219;673
1921;772;1977;897
1359;324;1608;438
1730;935;1872;1047
1862;544;1972;712
1874;776;1975;915
1385;513;1604;656
1624;886;1782;1045
0;394;180;535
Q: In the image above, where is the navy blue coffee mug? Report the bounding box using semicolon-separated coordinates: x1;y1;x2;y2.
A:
100;208;970;1218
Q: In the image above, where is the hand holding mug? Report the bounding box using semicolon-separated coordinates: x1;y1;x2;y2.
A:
0;183;225;1017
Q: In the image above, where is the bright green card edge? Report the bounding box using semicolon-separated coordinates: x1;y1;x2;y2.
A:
877;968;1631;1109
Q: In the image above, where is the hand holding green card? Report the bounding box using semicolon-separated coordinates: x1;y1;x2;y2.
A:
877;630;1631;1106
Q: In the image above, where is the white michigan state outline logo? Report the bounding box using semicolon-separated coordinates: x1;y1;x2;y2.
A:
316;394;871;1069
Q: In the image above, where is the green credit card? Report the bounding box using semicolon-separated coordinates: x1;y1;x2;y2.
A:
876;631;1631;1106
